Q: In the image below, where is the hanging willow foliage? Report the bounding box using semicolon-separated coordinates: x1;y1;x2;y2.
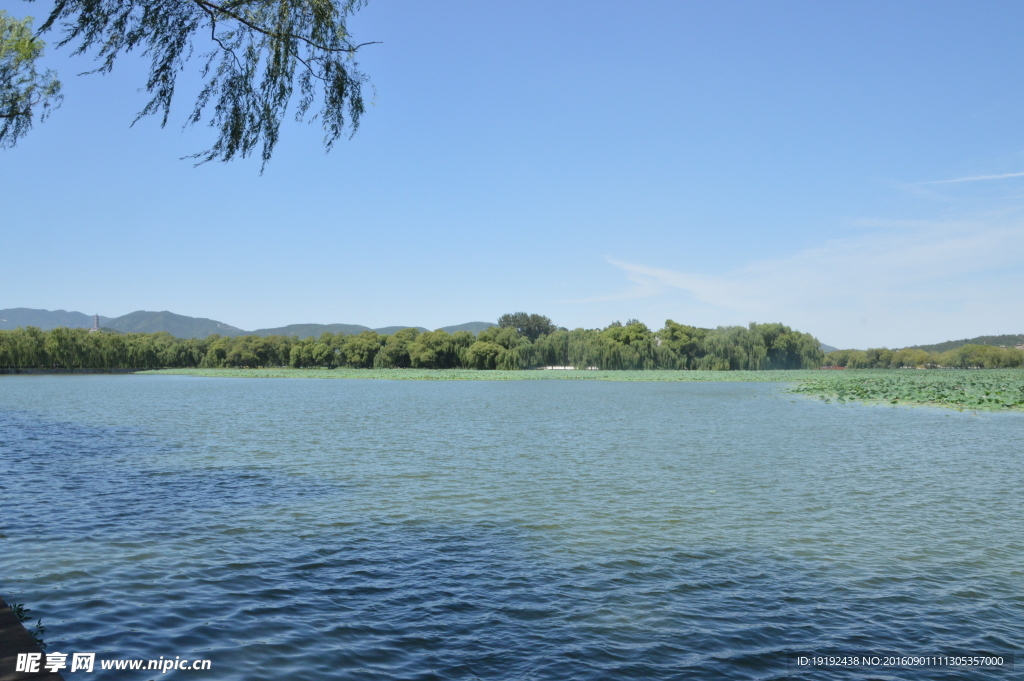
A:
35;0;375;169
0;11;62;147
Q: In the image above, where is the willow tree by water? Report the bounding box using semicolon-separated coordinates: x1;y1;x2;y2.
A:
12;0;373;167
0;319;826;371
0;11;62;146
825;344;1024;369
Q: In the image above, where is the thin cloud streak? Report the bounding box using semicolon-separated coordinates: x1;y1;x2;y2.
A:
917;170;1024;185
599;220;1024;348
559;278;662;304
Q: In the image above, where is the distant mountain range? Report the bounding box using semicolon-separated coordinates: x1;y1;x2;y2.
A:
818;334;1024;354
104;310;248;337
248;321;494;337
0;309;112;329
0;308;495;339
906;333;1024;354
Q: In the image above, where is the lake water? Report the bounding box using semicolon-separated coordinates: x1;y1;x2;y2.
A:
1;375;1021;680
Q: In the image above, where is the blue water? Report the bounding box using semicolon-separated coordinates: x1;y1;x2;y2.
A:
1;375;1021;679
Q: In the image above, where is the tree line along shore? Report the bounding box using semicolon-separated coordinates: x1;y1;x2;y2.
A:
4;317;1022;372
0;319;824;371
823;345;1024;369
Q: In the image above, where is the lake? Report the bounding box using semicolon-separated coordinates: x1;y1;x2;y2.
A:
1;375;1020;679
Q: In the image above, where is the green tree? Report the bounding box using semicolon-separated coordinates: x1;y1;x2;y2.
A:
463;340;504;370
0;318;834;372
750;322;823;370
528;328;571;367
594;321;657;370
497;312;556;342
658;320;706;369
891;347;931;368
373;327;418;368
408;330;474;369
1;11;62;147
341;331;382;368
12;0;375;167
43;326;83;368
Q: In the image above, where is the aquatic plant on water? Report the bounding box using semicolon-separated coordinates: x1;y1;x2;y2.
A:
10;601;47;650
788;369;1024;411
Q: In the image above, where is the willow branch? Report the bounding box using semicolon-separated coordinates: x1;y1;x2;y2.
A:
190;0;380;53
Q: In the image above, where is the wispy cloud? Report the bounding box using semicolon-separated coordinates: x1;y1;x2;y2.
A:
561;269;664;303
917;170;1024;185
597;220;1024;348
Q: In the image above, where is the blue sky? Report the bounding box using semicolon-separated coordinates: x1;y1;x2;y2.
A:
3;0;1023;348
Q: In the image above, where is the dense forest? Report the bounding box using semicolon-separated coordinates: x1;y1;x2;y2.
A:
0;317;825;371
824;345;1024;369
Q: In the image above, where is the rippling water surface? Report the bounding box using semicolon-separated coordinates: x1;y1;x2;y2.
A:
1;375;1021;679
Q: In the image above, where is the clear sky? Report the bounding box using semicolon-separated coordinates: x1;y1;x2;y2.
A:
3;0;1023;348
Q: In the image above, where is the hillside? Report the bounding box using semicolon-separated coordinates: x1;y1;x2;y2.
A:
371;326;430;336
104;311;248;338
907;334;1024;353
1;308;497;339
0;308;109;330
248;322;495;339
368;323;495;336
439;322;496;334
251;323;373;338
247;322;494;339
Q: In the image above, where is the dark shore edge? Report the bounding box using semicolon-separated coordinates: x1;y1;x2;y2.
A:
0;596;62;681
0;369;140;375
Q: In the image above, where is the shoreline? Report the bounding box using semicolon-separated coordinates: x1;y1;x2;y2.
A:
0;596;61;681
0;368;141;375
135;367;813;382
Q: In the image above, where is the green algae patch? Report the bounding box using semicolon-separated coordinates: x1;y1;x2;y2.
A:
139;368;821;382
788;369;1024;411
